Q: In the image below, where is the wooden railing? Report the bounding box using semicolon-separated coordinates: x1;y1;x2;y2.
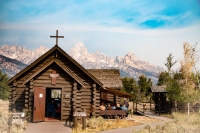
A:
133;102;155;115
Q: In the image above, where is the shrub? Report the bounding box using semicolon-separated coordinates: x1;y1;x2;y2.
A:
0;110;27;133
132;112;200;133
86;116;104;129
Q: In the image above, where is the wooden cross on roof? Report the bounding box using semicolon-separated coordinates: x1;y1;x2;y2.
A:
50;30;64;46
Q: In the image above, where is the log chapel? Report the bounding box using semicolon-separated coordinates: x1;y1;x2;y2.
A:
6;31;132;122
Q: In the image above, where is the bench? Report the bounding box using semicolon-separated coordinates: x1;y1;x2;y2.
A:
99;110;127;119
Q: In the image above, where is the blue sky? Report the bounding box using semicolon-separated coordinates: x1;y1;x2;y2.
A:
0;0;200;70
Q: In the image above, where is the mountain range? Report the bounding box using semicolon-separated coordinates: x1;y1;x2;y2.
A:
0;43;164;83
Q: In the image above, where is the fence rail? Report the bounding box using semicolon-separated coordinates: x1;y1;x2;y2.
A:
133;102;155;115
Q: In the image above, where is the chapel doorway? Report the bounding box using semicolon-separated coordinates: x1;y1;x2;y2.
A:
45;88;62;121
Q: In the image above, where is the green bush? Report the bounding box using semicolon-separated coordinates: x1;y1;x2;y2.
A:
0;70;10;100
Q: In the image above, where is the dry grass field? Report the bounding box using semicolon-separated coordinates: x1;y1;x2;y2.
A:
0;100;27;133
72;115;161;133
132;112;200;133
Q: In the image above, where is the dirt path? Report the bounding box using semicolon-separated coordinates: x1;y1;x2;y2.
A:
98;112;174;133
25;121;72;133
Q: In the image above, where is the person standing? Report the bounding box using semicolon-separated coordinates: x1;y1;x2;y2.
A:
124;98;129;109
47;100;56;118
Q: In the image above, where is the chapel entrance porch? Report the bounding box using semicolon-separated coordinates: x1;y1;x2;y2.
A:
45;87;62;122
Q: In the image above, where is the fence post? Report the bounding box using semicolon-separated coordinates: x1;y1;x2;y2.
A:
143;104;146;116
82;108;86;130
73;109;78;129
132;101;134;115
150;101;151;112
136;101;137;112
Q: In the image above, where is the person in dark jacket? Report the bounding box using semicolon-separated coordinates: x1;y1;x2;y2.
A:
124;98;129;108
115;103;122;110
47;100;56;118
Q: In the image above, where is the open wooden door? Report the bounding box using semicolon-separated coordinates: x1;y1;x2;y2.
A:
33;87;46;122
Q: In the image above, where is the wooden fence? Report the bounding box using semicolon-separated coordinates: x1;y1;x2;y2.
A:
132;102;155;115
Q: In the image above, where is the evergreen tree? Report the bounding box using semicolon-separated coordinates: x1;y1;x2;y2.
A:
121;77;138;101
157;71;170;86
138;75;152;101
164;53;177;73
0;70;10;100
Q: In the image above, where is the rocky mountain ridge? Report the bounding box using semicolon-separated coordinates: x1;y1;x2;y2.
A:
0;54;27;78
69;42;164;82
0;43;163;82
0;44;49;64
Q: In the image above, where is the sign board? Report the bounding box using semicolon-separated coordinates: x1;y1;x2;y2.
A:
73;112;87;117
12;112;25;123
39;94;43;98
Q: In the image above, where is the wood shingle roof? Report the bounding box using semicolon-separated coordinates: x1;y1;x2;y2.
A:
87;69;123;89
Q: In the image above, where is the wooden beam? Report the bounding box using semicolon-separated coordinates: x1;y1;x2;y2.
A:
20;59;55;87
54;59;85;88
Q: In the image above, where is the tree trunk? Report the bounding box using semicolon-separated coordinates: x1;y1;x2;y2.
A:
188;102;190;115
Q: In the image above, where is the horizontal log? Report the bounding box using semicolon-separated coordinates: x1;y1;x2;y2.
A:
75;104;81;107
25;92;29;95
80;99;91;102
76;97;81;100
76;100;81;104
81;92;92;96
62;108;72;111
25;95;29;99
80;89;92;92
13;82;18;87
25;99;28;103
63;90;73;93
34;79;71;84
80;96;92;99
12;87;16;91
36;75;73;81
29;102;33;105
33;83;72;87
76;93;81;96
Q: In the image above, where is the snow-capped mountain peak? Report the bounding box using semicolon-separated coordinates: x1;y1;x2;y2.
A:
0;44;49;64
68;42;164;83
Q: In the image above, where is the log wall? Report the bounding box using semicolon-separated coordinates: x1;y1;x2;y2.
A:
8;50;124;122
9;52;102;122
